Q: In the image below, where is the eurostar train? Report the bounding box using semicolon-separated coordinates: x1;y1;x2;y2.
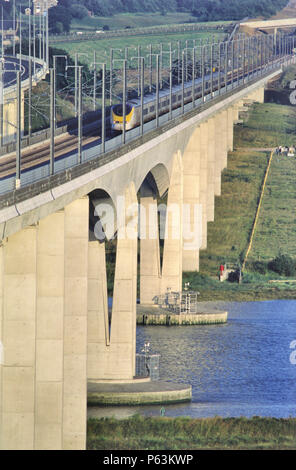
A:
111;66;247;131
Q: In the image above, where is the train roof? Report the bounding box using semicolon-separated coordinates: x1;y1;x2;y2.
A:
125;71;219;108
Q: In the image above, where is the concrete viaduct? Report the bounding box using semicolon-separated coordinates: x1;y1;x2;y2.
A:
1;56;47;145
0;60;290;449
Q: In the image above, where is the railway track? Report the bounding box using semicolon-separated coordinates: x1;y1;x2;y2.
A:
0;55;290;181
0;121;102;178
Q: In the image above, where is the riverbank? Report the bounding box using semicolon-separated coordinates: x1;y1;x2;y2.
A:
183;272;296;302
87;415;296;450
195;83;296;302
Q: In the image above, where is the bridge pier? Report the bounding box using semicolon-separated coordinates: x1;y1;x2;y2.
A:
207;118;216;222
0;197;89;450
63;197;89;450
0;226;37;450
200;121;209;250
2;91;25;146
182;127;201;272
227;106;235;152
110;183;138;379
35;210;65;450
139;185;161;305
214;113;223;197
256;87;265;104
220;110;228;169
140;153;183;301
87;240;109;380
161;152;183;294
88;184;138;380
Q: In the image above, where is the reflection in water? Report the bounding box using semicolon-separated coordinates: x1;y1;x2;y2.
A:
88;300;296;419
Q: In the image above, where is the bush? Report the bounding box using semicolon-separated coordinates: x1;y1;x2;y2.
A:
268;255;296;277
70;4;88;19
250;261;268;275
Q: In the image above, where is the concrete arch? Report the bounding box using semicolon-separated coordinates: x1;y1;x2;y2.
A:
88;188;117;242
136;162;170;198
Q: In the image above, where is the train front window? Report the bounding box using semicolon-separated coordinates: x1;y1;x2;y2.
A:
113;104;133;116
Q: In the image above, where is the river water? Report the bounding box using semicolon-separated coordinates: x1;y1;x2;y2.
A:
88;300;296;420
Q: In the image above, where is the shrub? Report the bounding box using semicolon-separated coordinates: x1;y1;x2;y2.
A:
268;255;296;277
250;261;268;275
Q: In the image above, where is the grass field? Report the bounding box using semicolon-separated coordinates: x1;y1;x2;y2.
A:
200;149;269;276
59;30;226;66
235;102;296;148
87;415;296;450
194;91;296;301
270;0;296;19
249;152;296;261
70;13;231;32
233;100;296;262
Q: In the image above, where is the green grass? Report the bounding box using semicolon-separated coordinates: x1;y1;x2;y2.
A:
58;31;226;67
87;415;296;450
235;102;296;148
196;94;296;301
234;100;296;263
183;271;296;302
249;154;296;261
200;149;269;275
70;13;231;32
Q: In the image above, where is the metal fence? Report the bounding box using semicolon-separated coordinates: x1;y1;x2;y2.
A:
50;22;232;45
153;290;199;314
0;42;295;198
135;354;160;381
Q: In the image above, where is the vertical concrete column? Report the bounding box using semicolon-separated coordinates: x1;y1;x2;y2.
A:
63;197;89;450
4;97;17;144
257;87;265;103
35;211;64;450
207;118;216;222
182;127;202;272
220;110;228;169
214;113;222;197
0;227;37;450
161;151;183;292
232;103;240;122
0;245;3;449
244;91;254;102
87;239;109;380
110;183;138;379
227;106;235;152
140;184;161;304
200;121;209;250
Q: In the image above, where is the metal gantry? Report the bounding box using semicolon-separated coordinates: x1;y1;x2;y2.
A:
91;59;106;152
0;24;295;193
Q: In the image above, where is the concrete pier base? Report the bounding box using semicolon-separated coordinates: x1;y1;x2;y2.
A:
87;380;192;406
137;304;228;326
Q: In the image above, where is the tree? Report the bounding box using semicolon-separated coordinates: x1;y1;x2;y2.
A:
47;0;290;27
70;4;89;20
49;6;71;34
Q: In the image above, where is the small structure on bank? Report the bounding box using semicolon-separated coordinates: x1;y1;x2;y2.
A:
219;263;242;283
137;284;228;326
153;285;200;314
